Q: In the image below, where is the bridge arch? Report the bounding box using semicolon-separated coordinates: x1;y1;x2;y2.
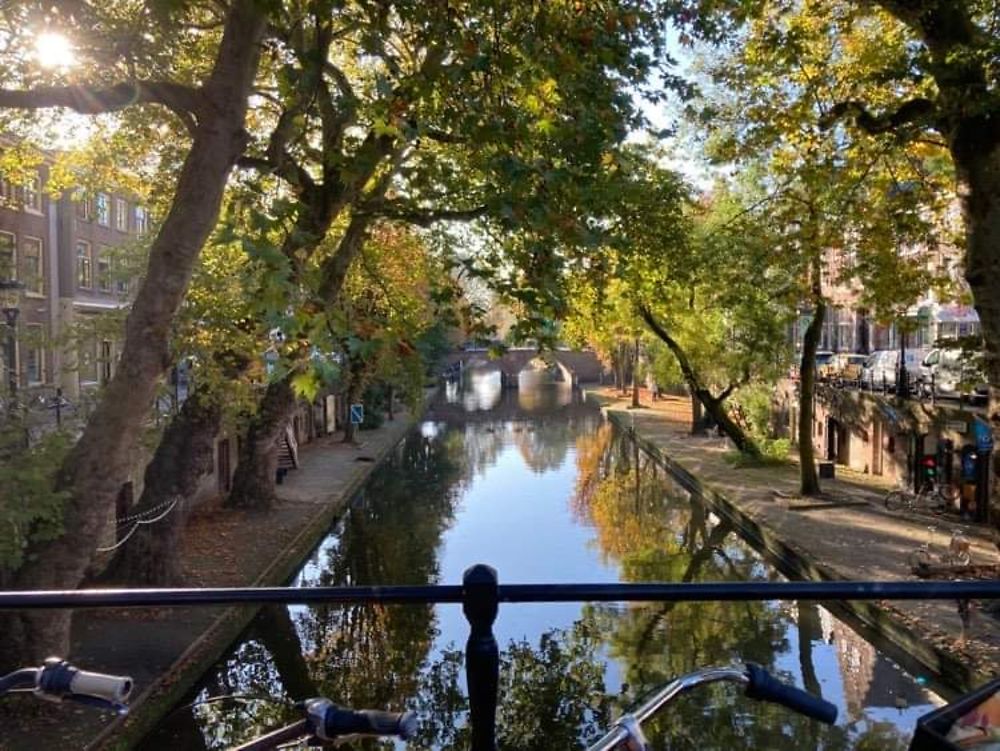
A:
443;348;604;388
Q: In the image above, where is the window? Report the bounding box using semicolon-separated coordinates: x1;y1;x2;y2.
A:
24;324;45;385
76;240;92;289
21;237;43;295
0;231;14;280
114;198;128;232
95;192;110;226
100;340;112;384
134;206;148;235
23;173;41;213
0;177;13;205
97;257;111;292
76;193;93;221
78;333;98;385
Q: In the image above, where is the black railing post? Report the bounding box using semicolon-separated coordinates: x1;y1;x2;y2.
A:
463;563;499;751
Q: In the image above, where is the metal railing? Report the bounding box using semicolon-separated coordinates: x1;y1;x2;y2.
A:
3;566;1000;751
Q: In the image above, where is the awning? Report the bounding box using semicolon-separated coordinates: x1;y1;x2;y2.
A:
936;304;980;325
904;302;980;325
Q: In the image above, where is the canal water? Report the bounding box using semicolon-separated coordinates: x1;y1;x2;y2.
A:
144;372;945;750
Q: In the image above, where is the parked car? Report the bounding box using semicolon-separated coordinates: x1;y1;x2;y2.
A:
918;346;988;399
861;350;923;392
815;351;836;379
829;353;869;383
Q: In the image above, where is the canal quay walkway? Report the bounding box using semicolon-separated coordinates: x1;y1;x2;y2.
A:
585;386;1000;694
8;396;431;751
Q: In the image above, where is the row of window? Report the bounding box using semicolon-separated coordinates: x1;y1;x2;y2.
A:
0;175;43;214
76;240;129;294
0;322;46;386
0;324;115;388
0;230;44;295
76;192;148;234
0;231;130;296
1;171;149;235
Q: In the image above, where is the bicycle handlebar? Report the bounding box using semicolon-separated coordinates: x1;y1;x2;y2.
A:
0;658;133;713
744;663;838;724
587;664;836;751
304;697;417;740
233;698;417;750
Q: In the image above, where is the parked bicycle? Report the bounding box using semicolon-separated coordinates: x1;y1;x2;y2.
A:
2;659;836;750
908;525;973;570
233;664;837;750
884;477;959;513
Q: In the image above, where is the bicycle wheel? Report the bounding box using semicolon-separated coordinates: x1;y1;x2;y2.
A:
908;549;932;569
884;491;906;511
915;484;939;513
938;482;960;504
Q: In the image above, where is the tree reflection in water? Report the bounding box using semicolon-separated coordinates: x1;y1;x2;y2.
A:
145;401;918;750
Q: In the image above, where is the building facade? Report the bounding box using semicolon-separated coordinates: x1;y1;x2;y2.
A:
0;160;148;403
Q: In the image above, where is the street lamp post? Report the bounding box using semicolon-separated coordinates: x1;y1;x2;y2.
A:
0;279;23;406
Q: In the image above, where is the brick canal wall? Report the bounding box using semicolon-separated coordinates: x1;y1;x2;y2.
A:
587;387;1000;695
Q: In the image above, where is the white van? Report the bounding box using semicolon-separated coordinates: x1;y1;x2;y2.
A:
918;346;988;398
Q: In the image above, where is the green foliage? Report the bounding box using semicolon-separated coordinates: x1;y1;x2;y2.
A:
723;441;790;468
0;426;72;571
359;384;385;431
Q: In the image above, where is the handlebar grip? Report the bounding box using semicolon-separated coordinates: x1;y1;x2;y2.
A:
36;659;132;706
744;663;838;725
69;669;133;704
356;709;417;738
304;698;417;740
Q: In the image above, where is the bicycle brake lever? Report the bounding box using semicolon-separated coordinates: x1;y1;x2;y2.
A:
615;714;650;751
65;693;129;716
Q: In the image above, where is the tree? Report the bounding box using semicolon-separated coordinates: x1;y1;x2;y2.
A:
222;0;679;507
100;237;261;585
0;0;269;666
680;0;1000;503
691;7;951;492
564;152;792;457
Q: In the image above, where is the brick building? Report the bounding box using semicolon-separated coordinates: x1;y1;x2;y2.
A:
0;159;148;402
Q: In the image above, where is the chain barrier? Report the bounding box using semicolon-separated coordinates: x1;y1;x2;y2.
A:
112;499;177;527
96;499;179;553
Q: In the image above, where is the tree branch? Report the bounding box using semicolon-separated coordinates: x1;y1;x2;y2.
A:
0;81;204;120
360;202;489;226
818;98;938;134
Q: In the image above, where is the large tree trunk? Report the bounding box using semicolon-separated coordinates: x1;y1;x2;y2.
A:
958;147;1000;525
690;388;705;434
631;335;641;408
253;605;318;701
100;388;222;586
227;378;297;510
638;306;761;457
0;1;267;668
798;297;826;497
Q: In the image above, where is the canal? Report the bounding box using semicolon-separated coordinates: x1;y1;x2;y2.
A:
143;372;945;750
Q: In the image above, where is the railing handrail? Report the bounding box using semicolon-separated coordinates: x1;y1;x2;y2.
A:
0;578;995;609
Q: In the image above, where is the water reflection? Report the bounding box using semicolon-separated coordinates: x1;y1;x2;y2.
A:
144;383;942;750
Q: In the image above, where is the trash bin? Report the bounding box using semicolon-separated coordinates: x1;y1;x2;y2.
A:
818;461;835;479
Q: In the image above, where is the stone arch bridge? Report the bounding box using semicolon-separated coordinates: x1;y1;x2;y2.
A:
442;348;605;387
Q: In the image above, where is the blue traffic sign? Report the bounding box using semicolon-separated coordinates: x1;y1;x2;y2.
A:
350;404;364;425
973;418;994;453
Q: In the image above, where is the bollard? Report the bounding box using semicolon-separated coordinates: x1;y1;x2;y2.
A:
55;387;62;427
463;564;499;751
